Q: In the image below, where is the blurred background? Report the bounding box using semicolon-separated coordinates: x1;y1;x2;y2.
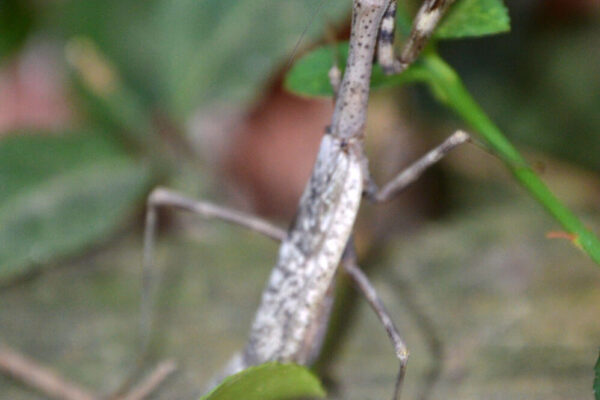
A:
0;0;599;399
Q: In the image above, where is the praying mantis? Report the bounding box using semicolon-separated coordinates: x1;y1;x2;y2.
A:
142;1;466;398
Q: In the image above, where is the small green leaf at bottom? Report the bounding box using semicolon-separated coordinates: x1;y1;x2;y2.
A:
201;362;326;400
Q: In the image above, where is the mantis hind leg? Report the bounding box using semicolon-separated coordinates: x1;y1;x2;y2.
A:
341;240;408;400
139;187;287;391
140;187;285;355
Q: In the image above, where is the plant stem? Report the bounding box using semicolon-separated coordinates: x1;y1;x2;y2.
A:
421;53;600;265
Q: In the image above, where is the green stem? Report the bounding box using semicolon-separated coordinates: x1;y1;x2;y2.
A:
421;53;600;265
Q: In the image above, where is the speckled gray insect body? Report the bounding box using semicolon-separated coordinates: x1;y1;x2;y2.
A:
217;1;390;379
142;1;460;398
207;2;460;395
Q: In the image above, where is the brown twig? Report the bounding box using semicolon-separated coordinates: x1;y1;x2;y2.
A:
116;360;177;400
0;344;96;400
0;343;177;400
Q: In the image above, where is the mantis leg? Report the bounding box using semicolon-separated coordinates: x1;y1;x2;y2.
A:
140;187;285;357
355;129;470;398
364;130;470;203
378;0;456;74
341;239;409;400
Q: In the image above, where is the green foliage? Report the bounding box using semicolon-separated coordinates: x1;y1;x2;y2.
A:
0;0;353;285
0;0;34;62
284;45;337;97
418;54;600;264
51;0;351;118
284;2;600;265
595;351;600;400
391;0;509;40
0;132;152;282
201;363;326;400
435;0;510;39
65;37;159;151
286;0;511;97
284;43;430;97
0;0;352;283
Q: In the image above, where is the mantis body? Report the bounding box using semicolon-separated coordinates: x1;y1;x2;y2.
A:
143;1;464;398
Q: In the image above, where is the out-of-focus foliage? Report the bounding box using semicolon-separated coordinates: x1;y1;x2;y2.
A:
286;0;512;96
0;0;599;397
287;0;512;96
0;0;34;61
0;0;351;281
0;132;151;282
65;37;160;148
439;3;600;171
284;1;600;263
201;363;326;400
46;0;351;118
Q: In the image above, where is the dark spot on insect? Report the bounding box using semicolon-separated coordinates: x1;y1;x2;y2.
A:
379;30;394;43
266;286;278;294
340;139;349;153
428;0;445;11
281;267;293;278
310;186;318;199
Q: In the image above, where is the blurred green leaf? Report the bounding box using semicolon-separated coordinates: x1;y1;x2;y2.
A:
0;132;152;282
153;0;351;117
284;43;430;97
201;363;325;400
51;0;351;119
284;37;600;264
1;132;120;198
0;0;34;62
284;44;339;97
284;0;513;98
435;0;510;39
595;350;600;400
418;53;600;265
65;37;160;152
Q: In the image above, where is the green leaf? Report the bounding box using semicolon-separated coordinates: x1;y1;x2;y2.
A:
0;0;34;62
284;0;511;98
284;43;431;98
418;53;600;265
0;132;152;282
285;43;600;264
595;350;600;400
435;0;510;39
65;37;161;153
201;363;326;400
53;0;351;118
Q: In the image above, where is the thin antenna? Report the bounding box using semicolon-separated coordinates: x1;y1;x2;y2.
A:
285;0;329;70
